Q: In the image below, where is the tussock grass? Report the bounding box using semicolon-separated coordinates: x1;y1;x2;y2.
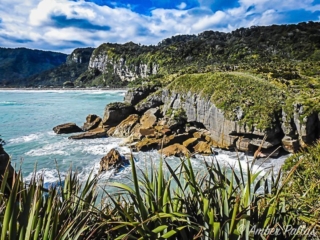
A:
1;148;319;239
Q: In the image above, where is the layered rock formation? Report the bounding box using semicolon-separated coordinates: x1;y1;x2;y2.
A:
53;123;83;134
99;148;126;173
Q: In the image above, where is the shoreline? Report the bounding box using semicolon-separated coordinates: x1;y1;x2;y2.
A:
0;87;128;91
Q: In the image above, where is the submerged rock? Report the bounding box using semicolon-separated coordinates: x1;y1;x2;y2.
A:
53;123;83;134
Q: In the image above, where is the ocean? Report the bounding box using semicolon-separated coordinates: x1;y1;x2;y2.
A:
0;89;288;188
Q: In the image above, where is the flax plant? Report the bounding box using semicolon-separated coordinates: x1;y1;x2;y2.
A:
0;166;99;240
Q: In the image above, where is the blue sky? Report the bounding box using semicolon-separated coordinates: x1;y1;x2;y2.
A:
0;0;319;53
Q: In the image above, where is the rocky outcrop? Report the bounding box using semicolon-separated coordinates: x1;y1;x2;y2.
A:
82;114;102;131
87;43;158;83
124;85;160;105
68;127;106;140
161;89;281;150
122;84;320;156
55;81;319;157
53;123;83;134
102;102;135;129
112;114;140;138
135;92;163;113
281;104;320;152
160;144;190;157
99;148;125;173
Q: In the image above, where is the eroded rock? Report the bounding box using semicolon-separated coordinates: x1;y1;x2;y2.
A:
102;102;135;129
112;114;140;137
82;114;102;131
53;123;83;134
99;148;125;173
69;128;106;139
160;144;190;157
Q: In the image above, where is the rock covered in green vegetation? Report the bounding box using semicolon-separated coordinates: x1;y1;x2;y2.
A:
124;84;160;105
164;72;284;149
77;21;320;87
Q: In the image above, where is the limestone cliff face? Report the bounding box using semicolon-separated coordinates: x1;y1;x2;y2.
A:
281;104;320;151
123;85;320;154
161;90;282;149
88;51;158;82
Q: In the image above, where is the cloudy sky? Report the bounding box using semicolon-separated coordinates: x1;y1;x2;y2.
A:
0;0;319;53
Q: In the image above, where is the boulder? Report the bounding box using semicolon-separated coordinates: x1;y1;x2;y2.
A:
134;138;162;151
53;123;83;134
183;138;199;151
236;137;251;151
250;138;281;149
160;144;190;157
99;148;124;173
193;141;213;155
282;136;300;153
164;133;194;147
107;127;117;136
112;114;140;137
69;127;106;139
102;102;135;128
139;128;156;137
82;114;102;131
140;108;160;129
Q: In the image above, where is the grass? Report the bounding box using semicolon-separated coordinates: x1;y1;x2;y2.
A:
1;145;320;239
167;72;284;130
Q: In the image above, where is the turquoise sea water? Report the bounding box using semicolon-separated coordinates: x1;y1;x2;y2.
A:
0;90;287;187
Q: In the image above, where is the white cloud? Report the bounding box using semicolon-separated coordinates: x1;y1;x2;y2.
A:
0;0;318;53
177;2;187;10
192;10;227;31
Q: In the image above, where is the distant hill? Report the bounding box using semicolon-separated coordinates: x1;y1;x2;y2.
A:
0;48;67;86
1;21;320;87
25;48;94;87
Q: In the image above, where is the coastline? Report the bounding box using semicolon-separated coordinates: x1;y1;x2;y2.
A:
0;87;128;91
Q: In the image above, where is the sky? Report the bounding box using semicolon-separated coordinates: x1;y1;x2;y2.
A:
0;0;320;53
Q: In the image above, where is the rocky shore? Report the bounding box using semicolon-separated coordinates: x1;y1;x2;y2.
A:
53;82;319;159
0;87;128;91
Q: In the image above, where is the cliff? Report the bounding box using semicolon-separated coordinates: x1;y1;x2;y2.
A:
0;47;67;86
77;21;320;87
90;71;319;156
